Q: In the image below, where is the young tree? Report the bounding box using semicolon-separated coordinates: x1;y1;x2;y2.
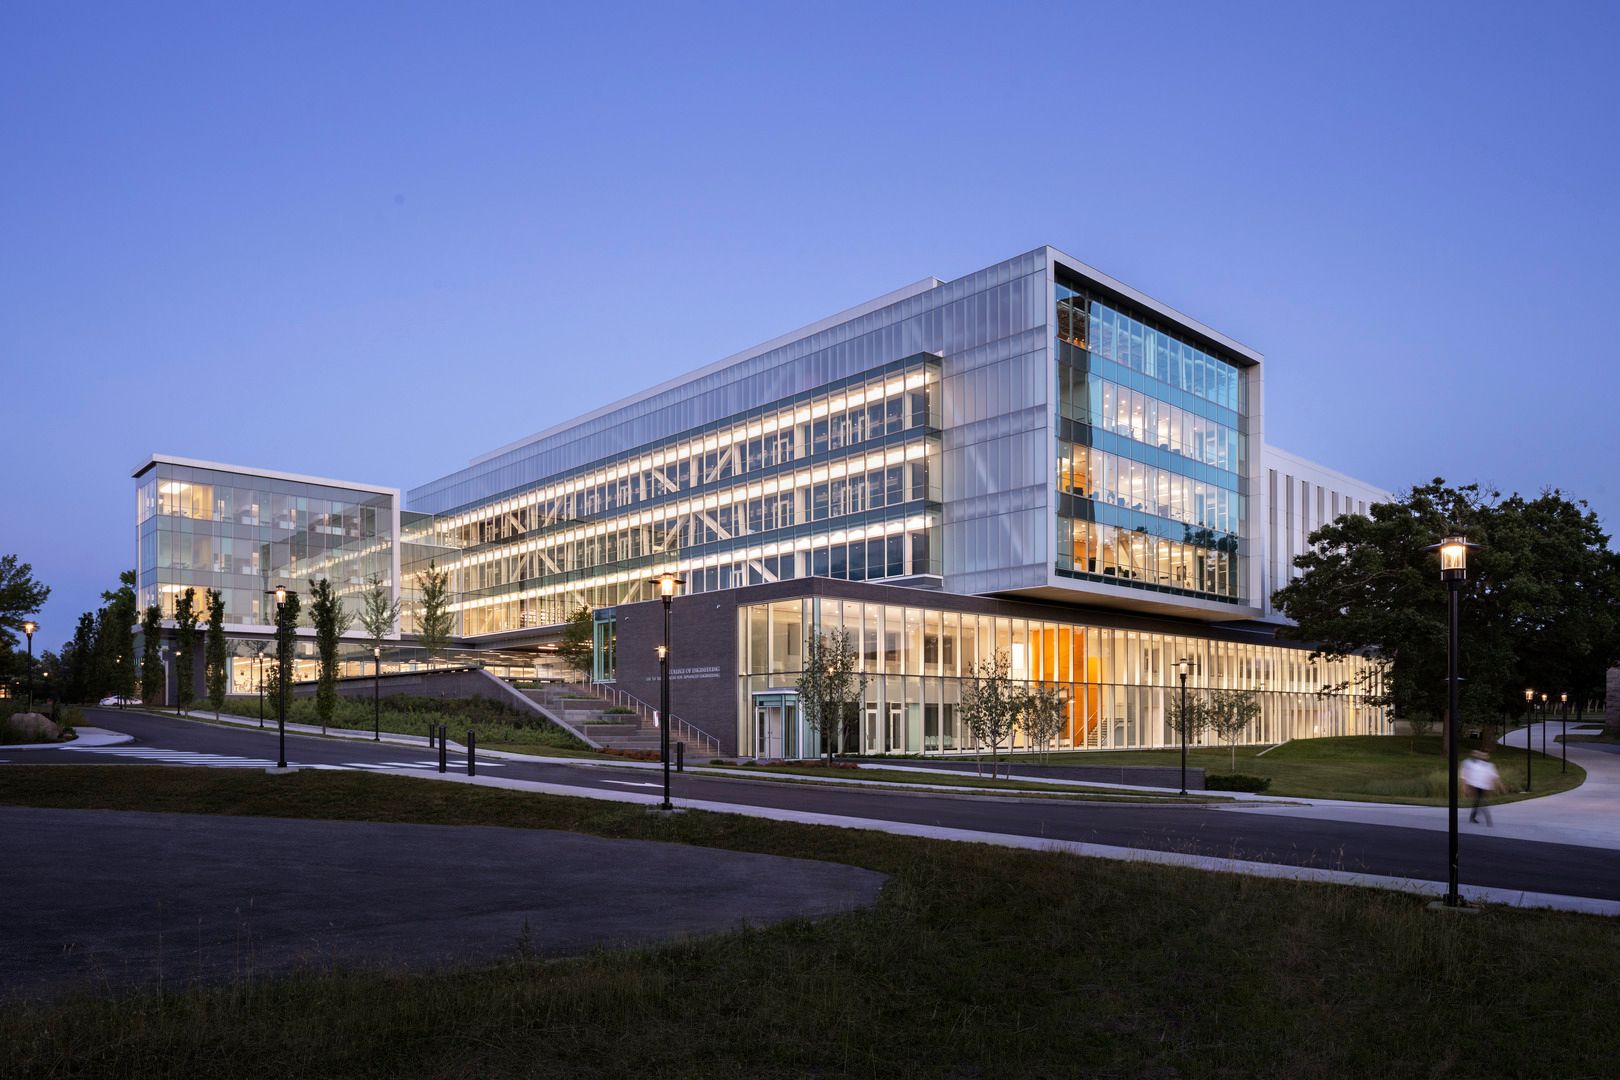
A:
140;604;164;705
308;578;351;734
173;587;200;714
557;604;595;682
415;561;453;667
961;650;1020;779
98;570;139;705
273;590;303;719
205;589;229;718
1206;689;1263;771
1401;711;1436;751
357;572;401;668
1168;688;1209;754
1021;682;1068;763
61;611;99;703
796;627;868;766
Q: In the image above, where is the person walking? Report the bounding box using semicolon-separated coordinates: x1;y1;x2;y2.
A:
1462;749;1504;826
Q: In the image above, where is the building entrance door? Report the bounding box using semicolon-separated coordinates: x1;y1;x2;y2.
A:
751;690;798;759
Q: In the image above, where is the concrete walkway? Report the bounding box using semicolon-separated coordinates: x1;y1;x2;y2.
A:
0;726;132;752
1211;722;1620;852
0;805;886;999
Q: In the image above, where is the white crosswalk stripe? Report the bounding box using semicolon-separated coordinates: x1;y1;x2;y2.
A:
57;746;285;769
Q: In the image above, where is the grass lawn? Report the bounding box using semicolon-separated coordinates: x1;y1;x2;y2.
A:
2;765;1618;1078
209;694;588;753
970;735;1585;804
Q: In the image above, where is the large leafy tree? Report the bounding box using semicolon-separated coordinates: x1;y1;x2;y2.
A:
173;587;201;713
60;611;100;703
205;589;229;717
0;554;50;694
140;604;164;705
308;578;352;734
1274;480;1620;736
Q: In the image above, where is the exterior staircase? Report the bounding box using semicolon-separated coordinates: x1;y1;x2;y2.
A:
522;683;723;757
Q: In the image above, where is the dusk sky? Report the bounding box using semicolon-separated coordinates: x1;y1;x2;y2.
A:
3;1;1616;650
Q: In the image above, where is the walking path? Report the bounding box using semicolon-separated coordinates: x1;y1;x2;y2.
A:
1212;722;1620;852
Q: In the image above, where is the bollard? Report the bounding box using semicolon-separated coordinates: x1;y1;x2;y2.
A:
676;740;685;773
438;725;447;773
427;722;435;749
467;729;476;776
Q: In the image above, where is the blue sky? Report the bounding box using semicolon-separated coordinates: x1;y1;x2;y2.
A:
3;1;1616;647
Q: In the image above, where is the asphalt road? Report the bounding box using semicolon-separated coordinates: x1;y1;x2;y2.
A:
11;708;1620;903
0;803;885;998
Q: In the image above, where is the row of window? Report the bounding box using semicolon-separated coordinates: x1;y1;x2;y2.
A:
1059;366;1242;472
1055;287;1243;411
1058;442;1242;534
1056;518;1242;600
452;454;937;595
456;524;938;637
440;366;938;548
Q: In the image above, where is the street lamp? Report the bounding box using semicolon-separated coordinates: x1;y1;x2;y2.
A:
1539;692;1548;757
257;651;265;728
1175;657;1192;796
373;644;383;741
268;586;289;769
21;620;36;710
1522;687;1534;793
1426;532;1478;909
648;571;684;812
1560;691;1569;774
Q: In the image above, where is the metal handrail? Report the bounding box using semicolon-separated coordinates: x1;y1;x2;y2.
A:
594;684;722;754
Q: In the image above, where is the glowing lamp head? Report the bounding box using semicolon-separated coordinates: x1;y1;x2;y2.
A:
22;620;37;640
273;586;289;607
1524;688;1534;703
648;571;685;600
373;645;382;659
1176;657;1191;679
1561;692;1568;704
1540;692;1548;704
1437;535;1469;580
656;643;668;661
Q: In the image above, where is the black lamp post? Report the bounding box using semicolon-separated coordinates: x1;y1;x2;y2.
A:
1427;533;1477;908
22;620;36;710
1175;656;1192;796
257;652;265;728
1539;692;1548;757
648;571;684;812
373;644;382;741
268;586;289;769
1560;691;1569;774
1522;687;1534;793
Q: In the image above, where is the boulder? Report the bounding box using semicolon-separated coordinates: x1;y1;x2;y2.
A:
3;712;62;743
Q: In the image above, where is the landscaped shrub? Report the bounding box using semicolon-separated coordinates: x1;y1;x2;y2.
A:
209;693;585;750
1205;773;1272;792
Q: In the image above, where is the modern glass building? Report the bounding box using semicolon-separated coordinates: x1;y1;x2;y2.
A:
135;245;1389;754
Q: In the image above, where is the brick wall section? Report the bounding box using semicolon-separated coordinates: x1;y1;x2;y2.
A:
614;594;740;755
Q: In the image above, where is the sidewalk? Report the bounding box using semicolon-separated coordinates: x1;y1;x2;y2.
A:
1213;722;1620;852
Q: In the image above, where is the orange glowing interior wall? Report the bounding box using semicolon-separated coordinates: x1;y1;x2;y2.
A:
1036;627;1103;747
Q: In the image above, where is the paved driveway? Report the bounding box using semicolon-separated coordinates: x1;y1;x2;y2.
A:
0;806;885;999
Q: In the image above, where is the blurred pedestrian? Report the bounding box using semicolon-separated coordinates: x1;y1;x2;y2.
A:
1462;749;1504;826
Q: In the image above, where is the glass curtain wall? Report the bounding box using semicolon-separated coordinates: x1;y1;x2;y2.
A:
136;462;395;628
738;597;1383;757
1053;282;1249;604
